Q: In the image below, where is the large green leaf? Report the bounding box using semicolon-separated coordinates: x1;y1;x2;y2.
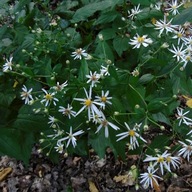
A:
72;0;123;23
172;7;192;24
78;59;89;82
0;128;34;165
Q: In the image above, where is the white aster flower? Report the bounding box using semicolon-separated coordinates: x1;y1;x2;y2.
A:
165;155;180;171
95;90;112;110
100;65;110;76
140;166;162;189
74;87;104;121
47;129;64;139
178;139;192;161
3;57;13;72
86;71;100;87
20;85;33;104
128;4;142;20
41;89;59;106
182;54;192;68
154;16;175;36
54;142;64;154
52;81;68;92
168;44;186;62
166;0;183;15
144;151;172;175
172;26;186;44
71;48;88;60
48;115;59;128
116;122;147;150
129;34;153;49
176;107;192;126
95;115;120;138
57;126;84;148
58;104;76;119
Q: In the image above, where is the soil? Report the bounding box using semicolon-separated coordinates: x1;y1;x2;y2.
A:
0;147;191;192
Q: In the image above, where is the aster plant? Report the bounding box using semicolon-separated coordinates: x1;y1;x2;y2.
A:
0;0;192;190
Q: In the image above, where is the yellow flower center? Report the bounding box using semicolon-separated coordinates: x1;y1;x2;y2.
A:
76;48;82;55
151;18;156;24
177;33;182;38
85;99;92;106
166;156;171;162
137;36;144;43
129;130;135;137
45;94;52;100
157;156;164;163
172;5;177;10
101;96;107;102
186;55;191;61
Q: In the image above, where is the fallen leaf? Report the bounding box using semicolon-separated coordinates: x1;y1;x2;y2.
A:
0;167;12;181
186;99;192;108
89;180;99;192
152;178;161;192
113;173;135;186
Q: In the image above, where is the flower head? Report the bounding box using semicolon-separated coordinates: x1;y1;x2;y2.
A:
95;114;120;138
74;87;104;120
41;89;59;106
20;85;33;104
57;126;84;148
143;151;179;175
176;107;192;126
154;16;176;36
165;0;183;15
52;81;68;92
168;44;186;62
129;34;153;49
128;4;142;20
86;71;100;87
95;90;112;110
178;139;192;161
58;104;76;119
3;57;13;72
71;48;88;60
116;122;147;150
140;166;162;189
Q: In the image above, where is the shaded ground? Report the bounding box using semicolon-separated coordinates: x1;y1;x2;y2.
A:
0;147;191;192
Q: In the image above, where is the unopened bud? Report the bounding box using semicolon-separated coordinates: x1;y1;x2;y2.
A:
114;111;119;116
135;104;140;109
160;125;165;130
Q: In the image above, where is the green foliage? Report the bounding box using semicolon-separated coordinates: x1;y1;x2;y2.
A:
0;0;191;182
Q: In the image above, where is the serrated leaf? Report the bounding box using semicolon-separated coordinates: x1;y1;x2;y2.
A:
72;0;122;23
113;36;129;56
152;112;171;125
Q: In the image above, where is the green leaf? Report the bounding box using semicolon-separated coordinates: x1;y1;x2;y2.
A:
113;36;129;56
172;7;192;24
0;91;15;107
152;112;171;125
139;74;155;84
147;100;165;113
78;59;89;82
94;10;119;25
72;0;122;23
98;28;116;41
146;135;170;155
0;128;34;165
131;0;151;5
13;105;48;132
89;129;117;158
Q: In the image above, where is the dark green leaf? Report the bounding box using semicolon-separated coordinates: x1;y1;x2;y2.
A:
172;7;192;24
72;0;122;23
113;36;129;56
